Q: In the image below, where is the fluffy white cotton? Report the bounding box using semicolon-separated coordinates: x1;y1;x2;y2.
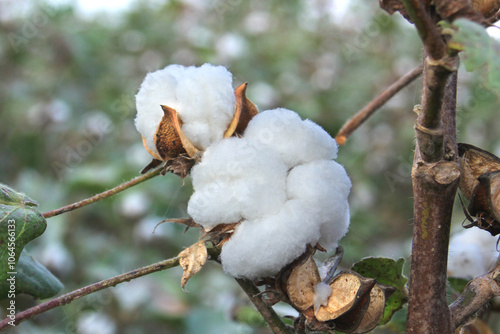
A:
135;63;236;154
188;107;351;278
448;228;499;279
244;108;338;168
314;282;332;313
188;138;288;228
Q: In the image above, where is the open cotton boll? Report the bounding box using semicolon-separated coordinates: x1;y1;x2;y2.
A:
220;200;321;279
244;108;338;167
135;63;236;154
188;138;288;228
448;228;498;278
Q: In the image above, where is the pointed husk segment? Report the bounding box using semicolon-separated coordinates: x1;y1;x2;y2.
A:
224;83;259;138
154;105;200;160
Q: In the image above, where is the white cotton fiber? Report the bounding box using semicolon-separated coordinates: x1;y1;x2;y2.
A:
220;200;321;279
314;282;332;314
287;160;351;249
243;108;338;168
188;106;351;278
135;64;236;155
187;138;288;229
448;228;499;279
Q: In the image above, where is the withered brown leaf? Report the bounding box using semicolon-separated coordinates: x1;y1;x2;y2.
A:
179;241;208;290
224;83;259;138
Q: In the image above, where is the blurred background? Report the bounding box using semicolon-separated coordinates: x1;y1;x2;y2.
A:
0;0;499;333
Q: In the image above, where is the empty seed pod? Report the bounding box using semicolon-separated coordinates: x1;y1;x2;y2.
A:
276;246;320;312
349;284;396;334
471;0;500;18
315;271;376;322
458;143;500;202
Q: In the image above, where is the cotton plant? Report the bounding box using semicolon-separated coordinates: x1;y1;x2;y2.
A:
134;63;399;333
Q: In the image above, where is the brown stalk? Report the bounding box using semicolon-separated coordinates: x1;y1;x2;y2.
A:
335;64;423;145
43;166;162;219
0;256;180;330
449;261;500;329
235;278;291;334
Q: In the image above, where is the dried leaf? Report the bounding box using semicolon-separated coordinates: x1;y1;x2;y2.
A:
179;241;208;290
458;143;500;201
315;272;375;322
154;105;200;161
163;155;197;178
202;222;240;247
154;218;200;234
224;83;259;138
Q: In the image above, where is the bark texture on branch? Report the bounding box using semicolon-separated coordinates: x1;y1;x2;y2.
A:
450;263;500;329
407;62;459;334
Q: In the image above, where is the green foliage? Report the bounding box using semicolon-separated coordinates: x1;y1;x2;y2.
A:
12;250;63;299
449;19;500;98
0;183;47;298
351;257;408;325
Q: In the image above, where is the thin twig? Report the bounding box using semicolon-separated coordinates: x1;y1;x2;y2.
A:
450;263;500;329
335;64;423;145
235;278;291;334
401;0;446;60
43;166;163;218
0;256;180;330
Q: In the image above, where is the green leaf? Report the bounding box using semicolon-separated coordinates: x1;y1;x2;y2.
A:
351;257;408;325
0;183;47;298
450;19;500;96
10;250;63;299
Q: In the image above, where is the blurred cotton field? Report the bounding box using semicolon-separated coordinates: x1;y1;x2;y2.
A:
1;0;500;333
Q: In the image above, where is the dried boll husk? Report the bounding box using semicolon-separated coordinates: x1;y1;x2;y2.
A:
458;143;500;235
315;271;376;322
276;246;320;313
140;83;258;175
349;283;396;334
471;0;500;18
224;83;259;138
458;143;500;201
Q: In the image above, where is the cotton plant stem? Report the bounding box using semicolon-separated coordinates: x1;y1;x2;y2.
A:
43;166;163;219
335;64;423;145
0;256;180;330
449;264;500;329
235;278;291;334
398;2;460;333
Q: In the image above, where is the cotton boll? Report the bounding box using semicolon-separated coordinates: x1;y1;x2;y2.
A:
448;228;499;278
220;200;321;279
188;137;288;228
244;108;338;167
287;160;351;250
135;63;236;156
176;64;236;149
135;66;183;155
